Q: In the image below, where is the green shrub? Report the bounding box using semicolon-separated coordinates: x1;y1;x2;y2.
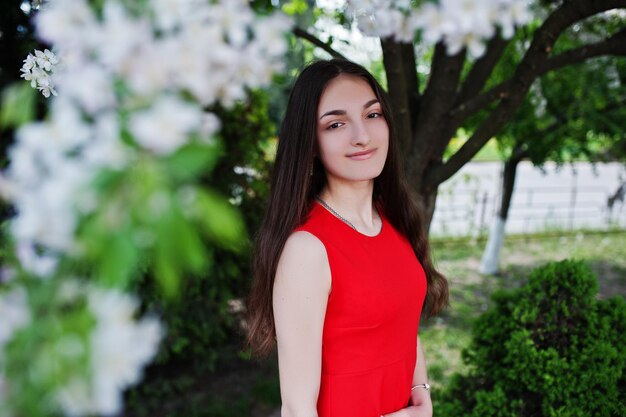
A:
438;260;626;417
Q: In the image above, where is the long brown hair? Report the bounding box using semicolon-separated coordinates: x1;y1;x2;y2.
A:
246;59;448;356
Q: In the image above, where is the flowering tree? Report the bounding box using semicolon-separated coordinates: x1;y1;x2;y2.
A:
0;0;289;416
291;0;626;227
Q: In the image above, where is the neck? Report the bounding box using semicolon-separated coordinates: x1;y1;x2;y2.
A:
318;180;379;234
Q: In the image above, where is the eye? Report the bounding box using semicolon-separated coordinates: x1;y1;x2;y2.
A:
367;112;383;119
327;121;344;130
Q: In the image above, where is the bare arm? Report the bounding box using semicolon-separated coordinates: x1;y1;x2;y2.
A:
409;337;432;410
273;231;331;417
384;336;433;417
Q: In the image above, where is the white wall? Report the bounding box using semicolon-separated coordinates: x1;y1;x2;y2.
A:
430;161;626;237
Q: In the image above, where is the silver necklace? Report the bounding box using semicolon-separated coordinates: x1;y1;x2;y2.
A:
315;196;357;231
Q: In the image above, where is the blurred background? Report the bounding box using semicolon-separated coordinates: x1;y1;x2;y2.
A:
0;1;624;416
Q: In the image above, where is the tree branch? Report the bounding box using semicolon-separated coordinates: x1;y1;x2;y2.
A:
455;35;510;106
292;26;347;60
407;42;465;185
451;27;626;124
510;143;529;163
424;0;626;189
538;27;626;73
400;42;420;126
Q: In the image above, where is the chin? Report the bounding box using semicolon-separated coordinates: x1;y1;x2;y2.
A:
347;167;386;182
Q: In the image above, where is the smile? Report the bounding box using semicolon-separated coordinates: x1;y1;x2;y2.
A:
347;149;376;160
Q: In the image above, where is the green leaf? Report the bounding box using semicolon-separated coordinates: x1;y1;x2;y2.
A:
164;140;223;181
151;202;209;298
0;83;37;128
97;229;139;289
154;244;180;299
194;189;246;251
162;204;207;273
282;0;308;15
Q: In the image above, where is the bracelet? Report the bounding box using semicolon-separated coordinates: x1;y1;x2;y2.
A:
411;383;431;392
382;385;430;416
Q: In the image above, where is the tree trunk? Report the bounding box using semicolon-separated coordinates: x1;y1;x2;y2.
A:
419;185;439;235
480;145;526;274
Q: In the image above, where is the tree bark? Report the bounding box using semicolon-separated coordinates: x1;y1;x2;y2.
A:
420;185;439;235
381;39;413;156
480;145;527;274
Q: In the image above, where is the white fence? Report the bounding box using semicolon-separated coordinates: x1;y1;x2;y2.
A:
430;161;626;238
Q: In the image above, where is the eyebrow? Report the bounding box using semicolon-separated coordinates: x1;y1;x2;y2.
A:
319;99;380;120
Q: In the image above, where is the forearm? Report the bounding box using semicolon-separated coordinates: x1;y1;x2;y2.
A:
412;337;429;387
380;337;433;417
410;336;432;407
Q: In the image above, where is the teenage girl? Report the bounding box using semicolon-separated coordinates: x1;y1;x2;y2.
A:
247;59;448;417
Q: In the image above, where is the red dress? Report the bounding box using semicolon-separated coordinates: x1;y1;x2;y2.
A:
295;202;427;417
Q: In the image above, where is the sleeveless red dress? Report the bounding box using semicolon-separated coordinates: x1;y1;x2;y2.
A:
295;202;427;417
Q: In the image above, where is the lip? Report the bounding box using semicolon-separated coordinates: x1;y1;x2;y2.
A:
347;148;376;160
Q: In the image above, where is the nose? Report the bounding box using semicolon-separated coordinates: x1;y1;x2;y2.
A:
350;119;371;147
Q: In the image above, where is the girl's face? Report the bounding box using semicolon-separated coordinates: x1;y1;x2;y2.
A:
316;74;389;187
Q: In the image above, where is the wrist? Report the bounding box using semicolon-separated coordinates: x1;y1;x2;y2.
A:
409;384;432;407
411;383;430;392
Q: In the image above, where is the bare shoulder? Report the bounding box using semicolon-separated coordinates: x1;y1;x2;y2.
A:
275;231;331;294
281;230;327;262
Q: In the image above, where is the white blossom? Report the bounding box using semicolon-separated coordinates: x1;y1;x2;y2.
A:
3;99;104;254
54;63;115;114
348;0;532;57
212;1;254;47
89;289;162;415
22;54;36;71
37;76;57;98
54;287;163;417
95;1;153;72
149;0;198;31
129;95;203;155
20;49;59;97
34;49;59;71
413;3;453;44
83;113;129;171
57;377;94;417
200;112;222;138
0;286;31;349
498;0;532;38
254;14;293;57
35;0;98;53
123;41;171;96
10;159;85;252
16;243;59;277
446;31;488;57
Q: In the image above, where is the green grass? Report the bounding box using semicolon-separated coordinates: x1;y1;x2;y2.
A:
421;231;626;391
